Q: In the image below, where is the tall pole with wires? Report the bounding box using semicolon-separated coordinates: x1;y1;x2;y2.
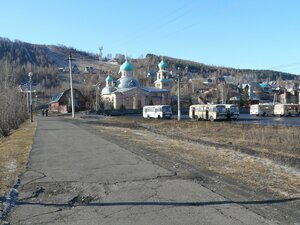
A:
95;84;99;112
67;53;75;118
96;46;103;112
177;67;181;121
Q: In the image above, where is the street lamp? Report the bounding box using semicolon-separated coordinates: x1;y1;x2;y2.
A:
26;84;29;113
177;67;181;121
28;72;33;122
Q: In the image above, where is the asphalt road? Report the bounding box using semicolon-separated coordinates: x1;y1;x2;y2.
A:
165;114;300;126
235;114;300;126
5;116;283;224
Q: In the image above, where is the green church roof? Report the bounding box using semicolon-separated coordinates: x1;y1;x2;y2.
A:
120;60;134;71
158;60;168;69
155;79;172;83
259;83;269;88
106;75;113;82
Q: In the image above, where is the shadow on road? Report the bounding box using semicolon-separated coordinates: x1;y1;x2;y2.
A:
14;197;300;208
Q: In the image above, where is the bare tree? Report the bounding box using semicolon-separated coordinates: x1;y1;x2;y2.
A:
0;75;27;137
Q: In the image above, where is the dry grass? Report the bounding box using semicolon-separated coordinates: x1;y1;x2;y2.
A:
84;118;300;197
140;120;300;157
0;120;36;195
95;117;300;166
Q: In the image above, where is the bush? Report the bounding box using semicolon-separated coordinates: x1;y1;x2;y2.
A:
0;78;27;137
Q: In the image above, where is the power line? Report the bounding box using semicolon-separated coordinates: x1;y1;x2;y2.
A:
112;2;195;49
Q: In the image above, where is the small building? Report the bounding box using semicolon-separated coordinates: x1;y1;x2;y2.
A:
108;58;119;65
84;67;95;73
72;65;80;74
218;76;235;85
49;88;86;113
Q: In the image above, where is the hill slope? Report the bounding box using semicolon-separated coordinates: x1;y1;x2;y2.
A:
0;37;298;89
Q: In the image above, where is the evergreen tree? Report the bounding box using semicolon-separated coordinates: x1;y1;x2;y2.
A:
239;86;249;107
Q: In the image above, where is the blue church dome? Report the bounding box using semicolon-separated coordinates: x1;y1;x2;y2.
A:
120;60;134;71
116;77;140;88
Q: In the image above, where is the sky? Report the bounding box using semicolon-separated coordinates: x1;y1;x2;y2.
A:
1;0;300;74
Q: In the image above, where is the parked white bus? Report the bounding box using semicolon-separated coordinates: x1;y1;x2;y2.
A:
250;104;274;116
143;105;172;119
189;104;227;121
224;104;239;120
274;104;300;117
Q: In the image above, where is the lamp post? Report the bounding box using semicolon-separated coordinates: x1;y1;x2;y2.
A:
28;72;33;122
26;85;29;112
177;67;181;121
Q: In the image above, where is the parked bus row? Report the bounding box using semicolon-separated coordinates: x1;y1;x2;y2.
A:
250;104;300;117
189;104;239;121
143;104;239;121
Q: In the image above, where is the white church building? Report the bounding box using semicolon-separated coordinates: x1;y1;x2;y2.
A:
101;59;172;110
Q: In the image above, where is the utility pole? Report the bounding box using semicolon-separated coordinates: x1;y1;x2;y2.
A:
67;53;75;118
96;47;103;112
95;81;100;112
221;83;224;104
28;72;33;122
95;82;99;112
177;67;181;121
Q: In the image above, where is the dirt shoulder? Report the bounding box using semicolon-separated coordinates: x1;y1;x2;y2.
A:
71;116;300;224
0;121;36;196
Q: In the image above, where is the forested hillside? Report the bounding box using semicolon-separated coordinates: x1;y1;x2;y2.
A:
0;37;298;89
138;54;298;83
0;38;98;87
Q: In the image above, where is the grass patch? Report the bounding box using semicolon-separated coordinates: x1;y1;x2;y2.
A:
92;117;299;167
0;120;36;195
86;118;300;198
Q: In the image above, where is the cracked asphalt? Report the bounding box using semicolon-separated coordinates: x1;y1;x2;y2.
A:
3;116;293;224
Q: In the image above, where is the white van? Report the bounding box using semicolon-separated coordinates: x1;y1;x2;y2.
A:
143;105;172;119
250;104;274;116
274;104;300;117
224;104;239;120
189;104;227;121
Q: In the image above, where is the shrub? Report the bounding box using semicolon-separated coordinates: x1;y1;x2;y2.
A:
0;78;27;137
